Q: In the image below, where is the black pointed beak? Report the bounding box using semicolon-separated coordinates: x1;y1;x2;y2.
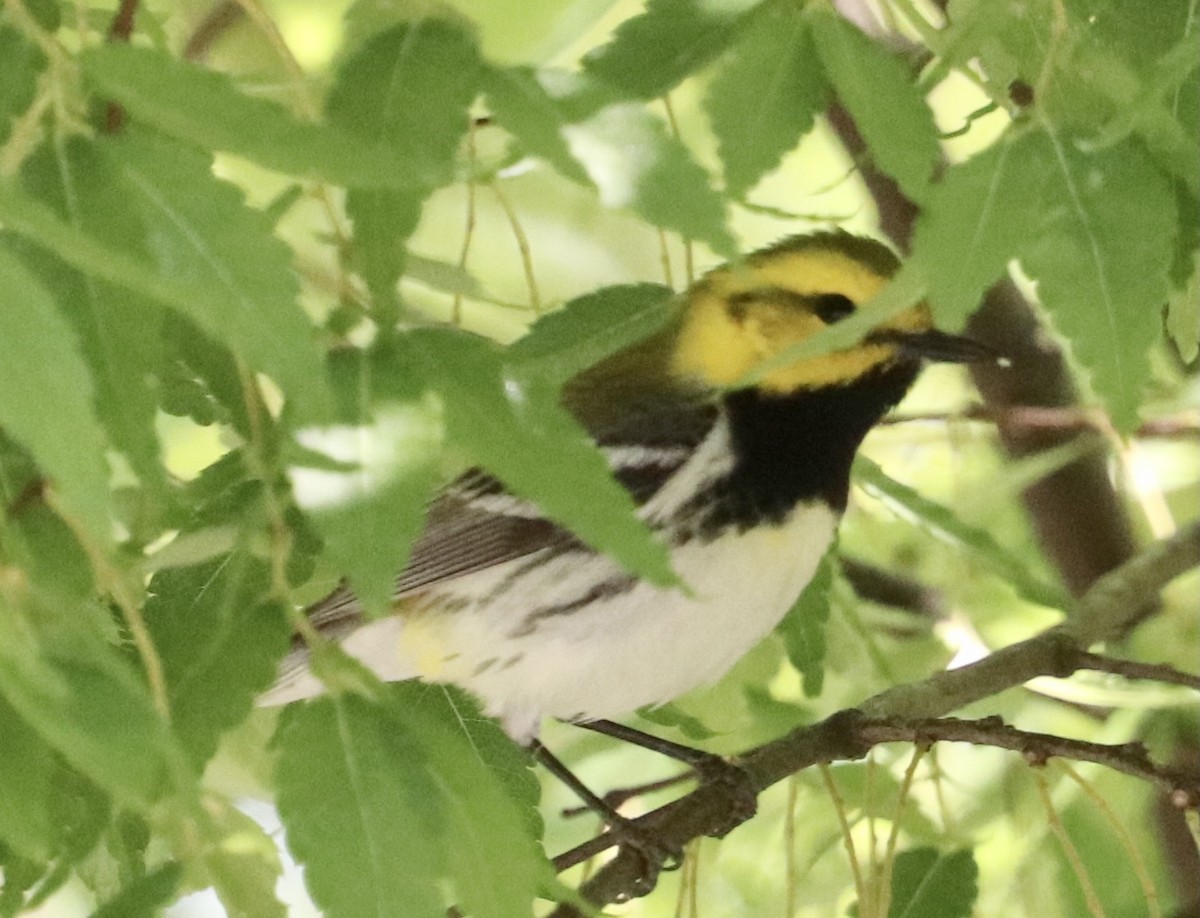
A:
869;328;1007;365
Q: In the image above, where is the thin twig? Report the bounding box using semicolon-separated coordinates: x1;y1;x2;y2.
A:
1076;653;1200;692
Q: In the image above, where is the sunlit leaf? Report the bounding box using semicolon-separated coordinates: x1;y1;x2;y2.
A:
582;0;759;99
704;3;825;198
81;44;418;189
404;327;677;585
289;345;443;615
0;248;110;541
810;9;940;202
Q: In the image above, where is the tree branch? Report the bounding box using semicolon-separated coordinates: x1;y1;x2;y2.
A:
548;522;1200;914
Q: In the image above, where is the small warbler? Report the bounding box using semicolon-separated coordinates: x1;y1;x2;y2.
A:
264;231;991;743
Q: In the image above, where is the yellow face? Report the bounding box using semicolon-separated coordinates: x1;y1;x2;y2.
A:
670;239;932;394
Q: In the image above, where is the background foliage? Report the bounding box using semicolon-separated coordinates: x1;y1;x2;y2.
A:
0;0;1196;915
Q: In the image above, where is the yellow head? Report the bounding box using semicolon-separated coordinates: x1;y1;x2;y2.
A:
671;233;934;394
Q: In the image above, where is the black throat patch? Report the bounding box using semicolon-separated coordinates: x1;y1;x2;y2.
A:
686;359;922;535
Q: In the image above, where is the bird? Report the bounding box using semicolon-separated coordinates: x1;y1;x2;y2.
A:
262;231;994;748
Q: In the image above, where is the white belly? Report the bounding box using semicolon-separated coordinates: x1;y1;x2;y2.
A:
401;501;838;741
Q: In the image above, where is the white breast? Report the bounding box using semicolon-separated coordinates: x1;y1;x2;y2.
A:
402;501;837;742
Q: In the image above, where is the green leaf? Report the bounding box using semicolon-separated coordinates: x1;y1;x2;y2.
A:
810;9;940;202
888;847;979;918
1021;134;1175;430
91;862;183;918
288;345;443;615
507;282;675;383
0;697;55;861
704;3;825;198
202;803;286;918
562;103;735;256
0;247;110;541
482;65;589;184
854;457;1070;610
0;606;172;810
0;24;45;148
404;328;677;586
913;128;1052;325
1167;249;1199;362
776;547;835;697
582;0;760;99
327;19;481;191
17;139;165;489
102;130;329;421
143;556;290;768
80;45;417;190
327;19;480;316
274;693;542;918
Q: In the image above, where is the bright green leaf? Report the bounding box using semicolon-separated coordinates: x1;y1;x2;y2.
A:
0;24;45;149
0;606;172;810
854;457;1070;610
91;863;183;918
507;282;675;384
18;139;165;489
888;847;979;918
143;556;290;767
327;19;481;191
274;693;542;918
704;3;825;198
1167;249;1199;362
103;130;329;421
776;547;836;697
0;696;55;861
563;104;735;256
1022;134;1175;430
0;248;110;541
913;128;1051;326
327;19;480;315
483;65;589;184
582;0;760;99
404;327;677;586
810;10;940;202
80;44;417;189
289;346;443;616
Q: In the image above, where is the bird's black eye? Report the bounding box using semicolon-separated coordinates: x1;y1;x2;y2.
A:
812;293;856;324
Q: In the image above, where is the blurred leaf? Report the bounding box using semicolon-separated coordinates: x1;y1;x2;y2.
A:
913;128;1050;325
854;457;1070;610
103;129;329;421
202;802;286;918
80;45;417;189
404;327;677;585
143;556;290;768
507;282;674;383
0;606;172;810
0;248;110;542
289;345;443;615
0;697;55;861
563;103;735;256
483;65;589;183
328;19;480;315
1167;249;1199;362
776;548;835;697
810;9;939;202
888;847;978;918
582;0;759;99
91;862;182;918
274;693;542;918
18;139;165;489
704;3;825;198
1021;135;1175;431
0;24;45;148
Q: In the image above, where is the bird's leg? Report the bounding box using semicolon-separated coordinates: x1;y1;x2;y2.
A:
530;739;681;883
574;719;758;829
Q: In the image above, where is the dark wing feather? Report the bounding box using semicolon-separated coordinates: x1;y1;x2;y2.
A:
303;325;719;635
